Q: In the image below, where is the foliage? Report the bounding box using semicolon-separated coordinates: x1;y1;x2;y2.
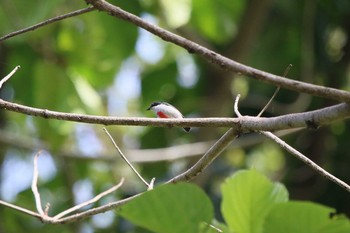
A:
119;183;213;233
118;170;350;233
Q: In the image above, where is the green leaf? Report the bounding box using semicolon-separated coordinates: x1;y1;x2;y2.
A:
119;183;213;233
221;169;288;233
264;201;350;233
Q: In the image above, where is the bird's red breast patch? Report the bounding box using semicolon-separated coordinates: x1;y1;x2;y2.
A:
157;111;169;118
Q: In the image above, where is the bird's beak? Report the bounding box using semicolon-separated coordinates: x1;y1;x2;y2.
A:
146;106;151;110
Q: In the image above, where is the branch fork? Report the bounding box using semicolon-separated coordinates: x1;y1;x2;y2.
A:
234;94;350;192
0;151;125;224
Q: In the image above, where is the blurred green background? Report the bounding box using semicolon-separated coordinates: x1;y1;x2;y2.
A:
0;0;349;232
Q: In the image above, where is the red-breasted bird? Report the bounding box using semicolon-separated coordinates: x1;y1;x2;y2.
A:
147;102;191;132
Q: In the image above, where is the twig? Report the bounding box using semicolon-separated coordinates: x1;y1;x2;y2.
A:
0;199;41;219
85;0;350;103
257;87;280;117
44;203;51;216
168;127;239;183
236;92;350;192
103;128;152;189
31;151;45;216
0;7;95;42
0;127;301;163
56;193;141;224
0;66;20;89
0;99;349;132
53;178;124;220
1;152;131;224
262;131;350;192
234;94;242;117
257;64;292;117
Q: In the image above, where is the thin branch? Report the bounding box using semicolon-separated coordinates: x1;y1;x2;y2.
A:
257;87;280;117
262;131;350;192
103;128;152;189
0;7;95;42
85;0;350;103
168;128;239;183
234;94;242;117
257;64;292;117
0;127;301;163
31;151;45;216
0;99;349;132
0;66;20;89
0;152;129;224
236;94;350;193
53;178;124;220
0;199;41;219
56;193;141;224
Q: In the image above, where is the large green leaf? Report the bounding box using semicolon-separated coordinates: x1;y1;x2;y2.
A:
119;183;213;233
264;201;350;233
221;170;288;233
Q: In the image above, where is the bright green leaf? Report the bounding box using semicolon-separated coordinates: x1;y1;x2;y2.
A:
119;183;213;233
264;201;350;233
221;169;288;233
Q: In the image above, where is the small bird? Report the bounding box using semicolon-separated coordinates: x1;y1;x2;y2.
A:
147;102;191;132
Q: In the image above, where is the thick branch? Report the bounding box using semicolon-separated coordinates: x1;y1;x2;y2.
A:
84;0;350;102
0;99;349;131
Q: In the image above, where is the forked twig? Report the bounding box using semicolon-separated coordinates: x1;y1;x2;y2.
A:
234;91;350;192
53;178;124;220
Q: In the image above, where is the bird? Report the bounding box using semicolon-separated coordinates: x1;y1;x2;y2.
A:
147;102;191;132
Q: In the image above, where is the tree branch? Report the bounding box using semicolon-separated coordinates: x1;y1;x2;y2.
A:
52;178;124;220
31;152;46;217
0;199;41;219
0;99;349;131
262;131;350;192
235;94;350;192
103;128;153;190
1;151;126;224
84;0;350;103
167;128;239;183
0;66;20;88
0;6;95;42
55;194;140;224
0;127;300;163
